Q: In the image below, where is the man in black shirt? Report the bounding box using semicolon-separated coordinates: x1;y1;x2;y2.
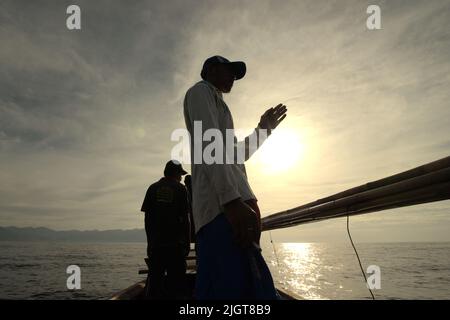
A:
141;160;190;299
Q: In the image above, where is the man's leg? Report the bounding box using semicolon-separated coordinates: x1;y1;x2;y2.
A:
148;248;166;299
166;246;187;299
144;212;152;258
244;199;279;299
195;213;254;299
246;244;280;299
196;213;279;300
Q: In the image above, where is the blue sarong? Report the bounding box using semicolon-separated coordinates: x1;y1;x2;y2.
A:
195;213;280;300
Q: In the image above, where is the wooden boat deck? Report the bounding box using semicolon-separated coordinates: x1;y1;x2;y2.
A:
111;251;299;300
110;278;300;300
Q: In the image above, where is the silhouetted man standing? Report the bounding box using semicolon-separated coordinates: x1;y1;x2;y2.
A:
183;56;287;299
141;160;190;299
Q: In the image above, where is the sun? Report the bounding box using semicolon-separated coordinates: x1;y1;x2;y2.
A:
255;128;304;173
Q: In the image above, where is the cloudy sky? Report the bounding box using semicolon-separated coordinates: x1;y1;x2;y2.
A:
1;0;449;242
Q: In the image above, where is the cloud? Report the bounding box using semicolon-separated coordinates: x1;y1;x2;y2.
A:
0;0;449;239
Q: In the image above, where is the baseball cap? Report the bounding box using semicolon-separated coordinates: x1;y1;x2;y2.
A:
200;55;246;80
164;160;188;176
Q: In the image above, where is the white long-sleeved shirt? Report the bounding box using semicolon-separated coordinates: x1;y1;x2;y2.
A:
183;80;269;233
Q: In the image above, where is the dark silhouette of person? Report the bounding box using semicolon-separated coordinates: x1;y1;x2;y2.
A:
184;55;287;299
141;160;190;299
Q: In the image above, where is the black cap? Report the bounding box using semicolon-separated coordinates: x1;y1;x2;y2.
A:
164;160;188;177
201;55;246;80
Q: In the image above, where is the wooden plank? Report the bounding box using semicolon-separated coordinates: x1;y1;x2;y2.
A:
110;280;146;300
276;286;302;300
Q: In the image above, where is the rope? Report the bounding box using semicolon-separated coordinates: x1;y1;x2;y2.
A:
269;231;280;267
346;215;375;300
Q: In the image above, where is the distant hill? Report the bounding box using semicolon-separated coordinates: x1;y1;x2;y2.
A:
0;226;146;242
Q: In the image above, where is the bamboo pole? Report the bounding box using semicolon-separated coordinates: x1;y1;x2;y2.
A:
263;185;450;230
262;156;450;231
267;167;450;223
265;156;450;220
263;183;450;231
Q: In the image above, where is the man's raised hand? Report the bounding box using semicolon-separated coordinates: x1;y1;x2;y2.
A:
258;103;287;134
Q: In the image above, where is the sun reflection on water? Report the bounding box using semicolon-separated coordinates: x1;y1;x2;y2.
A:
269;243;325;300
